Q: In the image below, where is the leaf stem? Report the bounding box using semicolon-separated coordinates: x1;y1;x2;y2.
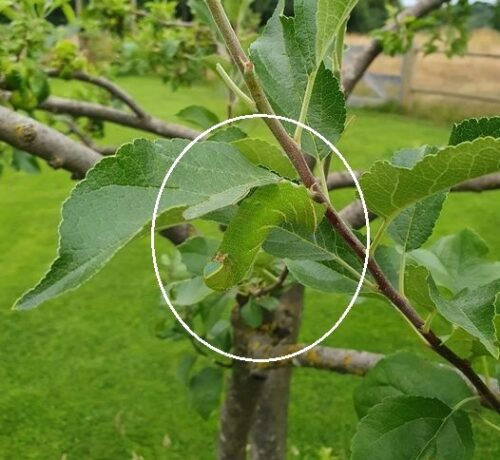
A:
474;412;500;433
293;69;318;145
423;311;437;334
333;20;347;75
370;219;390;255
318;157;332;205
453;395;481;412
398;251;406;295
482;356;491;387
216;63;256;110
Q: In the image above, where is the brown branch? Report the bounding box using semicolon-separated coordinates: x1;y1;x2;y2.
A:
0;90;199;140
328;171;500;193
38;95;200;139
252;267;289;298
0;105;101;178
62;118;118;156
47;69;148;118
342;0;450;97
327;170;362;189
252;345;499;410
336;172;500;230
205;0;500;412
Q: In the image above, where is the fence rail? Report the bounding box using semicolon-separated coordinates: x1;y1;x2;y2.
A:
345;44;500;108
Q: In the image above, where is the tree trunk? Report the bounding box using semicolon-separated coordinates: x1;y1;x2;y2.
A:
250;285;305;460
218;361;266;460
218;286;304;460
218;301;266;460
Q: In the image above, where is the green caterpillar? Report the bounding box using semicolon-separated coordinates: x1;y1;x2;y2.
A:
204;182;323;291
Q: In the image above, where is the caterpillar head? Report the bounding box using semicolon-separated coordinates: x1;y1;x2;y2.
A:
204;252;237;291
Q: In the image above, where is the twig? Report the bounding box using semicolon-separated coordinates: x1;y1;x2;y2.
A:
205;0;500;412
47;69;148;118
33;94;200;140
63;118;118;156
252;267;289;298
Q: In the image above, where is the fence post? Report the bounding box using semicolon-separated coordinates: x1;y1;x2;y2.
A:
400;44;417;109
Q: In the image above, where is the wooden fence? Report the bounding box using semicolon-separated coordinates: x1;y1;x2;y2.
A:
345;44;500;108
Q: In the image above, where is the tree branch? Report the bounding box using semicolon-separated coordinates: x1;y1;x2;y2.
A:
251;345;499;410
62;118;118;156
1;90;200;140
39;95;200;139
0;105;101;178
328;171;500;193
205;0;500;412
47;69;149;118
335;173;500;230
342;0;450;97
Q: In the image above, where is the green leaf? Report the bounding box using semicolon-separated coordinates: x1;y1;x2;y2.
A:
286;259;358;294
449;116;500;145
429;279;500;358
208;126;247;143
316;0;358;64
15;139;279;310
353;352;475;419
410;229;500;295
176;105;220;130
176;354;197;385
10;149;41;174
188;366;223;420
351;396;474;460
264;220;361;268
179;237;220;276
257;296;279;312
264;219;365;293
250;1;346;159
241;300;264;328
232;138;297;178
374;245;400;289
169;277;213;307
204;182;323;291
404;264;435;312
387;147;447;251
405;263;499;357
360;138;500;220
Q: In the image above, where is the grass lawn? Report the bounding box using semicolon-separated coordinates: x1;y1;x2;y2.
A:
1;77;498;459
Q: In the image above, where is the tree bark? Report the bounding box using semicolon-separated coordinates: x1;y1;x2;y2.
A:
249;285;304;460
0;105;101;178
218;304;266;460
218;285;305;460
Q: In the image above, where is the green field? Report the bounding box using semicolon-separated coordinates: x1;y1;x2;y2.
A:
1;78;498;459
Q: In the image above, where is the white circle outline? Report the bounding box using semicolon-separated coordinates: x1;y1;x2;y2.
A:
151;114;370;363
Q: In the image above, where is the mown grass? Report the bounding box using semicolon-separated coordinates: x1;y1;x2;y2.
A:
0;77;498;459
